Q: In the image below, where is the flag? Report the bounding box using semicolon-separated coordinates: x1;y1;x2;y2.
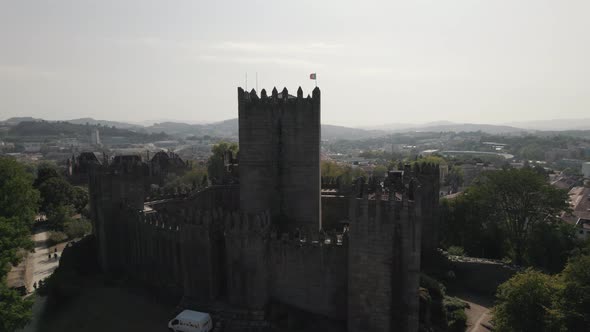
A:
310;73;317;80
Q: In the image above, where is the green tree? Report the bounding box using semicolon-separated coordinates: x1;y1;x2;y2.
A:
440;193;504;259
70;186;89;214
558;254;590;331
0;157;38;329
0;158;39;271
321;161;366;184
0;158;39;223
163;164;208;192
207;142;238;182
38;177;74;214
46;205;75;229
64;218;92;239
493;269;562;332
32;162;60;188
467;168;569;264
445;166;464;193
526;222;577;273
0;283;34;332
372;165;388;177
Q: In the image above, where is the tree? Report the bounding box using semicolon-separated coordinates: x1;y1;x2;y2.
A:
445;166;464;193
0;158;40;223
0;283;34;332
466;168;569;264
526;222;577;273
207;142;238;182
32;162;60;188
37;177;74;214
372;165;388;177
46;205;75;229
0;158;39;271
70;186;89;214
440;193;504;259
64;217;92;239
493;269;562;332
321;161;366;184
0;157;38;329
558;254;590;331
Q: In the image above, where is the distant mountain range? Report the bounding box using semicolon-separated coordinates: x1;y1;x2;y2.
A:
504;118;590;131
3;116;590;140
142;119;384;140
365;118;590;133
363;121;527;134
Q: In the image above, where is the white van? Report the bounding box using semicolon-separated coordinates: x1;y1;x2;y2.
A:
168;310;213;332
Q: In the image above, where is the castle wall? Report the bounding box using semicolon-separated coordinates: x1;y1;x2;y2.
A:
224;211;272;309
347;196;397;332
238;90;277;216
238;87;321;233
89;164;145;272
269;239;348;320
416;166;440;255
278;88;321;232
321;195;350;230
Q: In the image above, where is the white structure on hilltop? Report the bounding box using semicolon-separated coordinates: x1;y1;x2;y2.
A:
90;129;101;146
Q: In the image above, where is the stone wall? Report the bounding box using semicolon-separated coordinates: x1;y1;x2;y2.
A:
449;258;518;295
238;87;321;234
269;238;348;320
321;195;350;230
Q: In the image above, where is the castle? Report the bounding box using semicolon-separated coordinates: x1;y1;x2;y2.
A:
87;87;440;332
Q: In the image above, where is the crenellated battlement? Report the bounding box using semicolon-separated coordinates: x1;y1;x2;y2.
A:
238;86;320;105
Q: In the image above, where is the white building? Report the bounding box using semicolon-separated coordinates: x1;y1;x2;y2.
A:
90;129;101;146
582;162;590;178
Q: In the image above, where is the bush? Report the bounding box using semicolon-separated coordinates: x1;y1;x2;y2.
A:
493;268;562;332
447;246;466;257
64;219;92;239
47;231;68;246
444;297;469;332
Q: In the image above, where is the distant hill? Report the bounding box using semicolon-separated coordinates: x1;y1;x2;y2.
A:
363;120;455;131
65;118;141;129
363;121;527;134
144;118;384;140
397;123;528;135
506;118;590;131
6;121;169;143
1;117;44;125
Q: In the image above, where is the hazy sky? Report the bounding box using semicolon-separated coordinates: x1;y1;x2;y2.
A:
2;0;590;127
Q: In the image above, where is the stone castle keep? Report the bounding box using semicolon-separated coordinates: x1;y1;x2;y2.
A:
87;87;440;332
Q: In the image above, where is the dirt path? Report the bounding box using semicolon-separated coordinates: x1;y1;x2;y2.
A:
26;230;62;292
452;292;493;332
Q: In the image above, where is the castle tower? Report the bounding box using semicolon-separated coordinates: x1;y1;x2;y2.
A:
238;87;321;233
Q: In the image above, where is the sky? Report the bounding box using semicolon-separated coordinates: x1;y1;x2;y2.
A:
1;0;590;127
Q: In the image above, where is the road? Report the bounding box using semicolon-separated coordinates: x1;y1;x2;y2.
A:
17;229;64;332
454;292;493;332
26;230;62;291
